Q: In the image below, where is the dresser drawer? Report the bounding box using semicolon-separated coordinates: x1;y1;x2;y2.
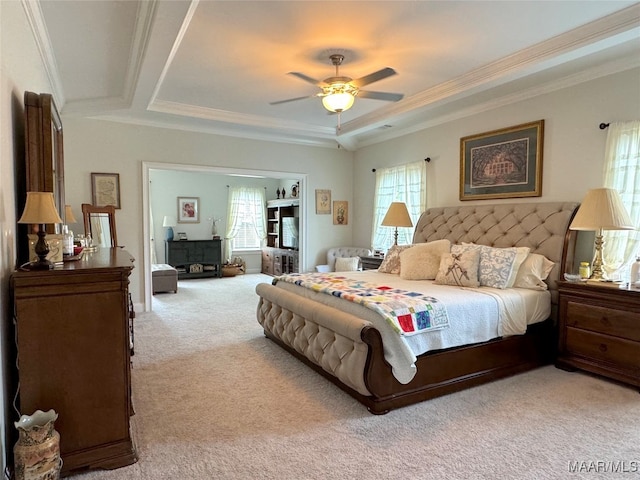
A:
565;301;640;341
566;327;640;371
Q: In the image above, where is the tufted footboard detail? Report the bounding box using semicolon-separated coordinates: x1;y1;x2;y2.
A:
256;283;372;396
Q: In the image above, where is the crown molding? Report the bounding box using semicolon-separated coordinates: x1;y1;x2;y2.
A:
148;99;336;137
353;56;640;150
88;112;338;149
22;0;65;106
122;0;158;107
339;4;640;138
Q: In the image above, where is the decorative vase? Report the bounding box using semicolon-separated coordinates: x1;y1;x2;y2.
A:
14;409;62;480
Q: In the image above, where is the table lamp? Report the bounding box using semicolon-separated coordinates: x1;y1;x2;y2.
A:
65;205;77;224
18;192;64;270
381;202;413;245
163;215;177;241
569;187;635;280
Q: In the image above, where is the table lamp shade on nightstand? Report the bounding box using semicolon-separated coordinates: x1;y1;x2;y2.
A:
382;202;413;246
570;188;635;280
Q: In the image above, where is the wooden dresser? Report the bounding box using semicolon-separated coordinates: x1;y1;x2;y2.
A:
11;248;137;475
556;280;640;389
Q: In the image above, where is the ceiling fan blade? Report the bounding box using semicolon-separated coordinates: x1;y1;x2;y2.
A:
288;72;327;87
269;95;315;105
358;90;404;102
351;67;396;88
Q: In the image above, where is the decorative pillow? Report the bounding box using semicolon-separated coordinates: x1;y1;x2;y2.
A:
378;245;413;274
399;239;451;280
453;244;523;289
506;247;531;288
334;256;360;272
513;253;555;290
434;250;480;287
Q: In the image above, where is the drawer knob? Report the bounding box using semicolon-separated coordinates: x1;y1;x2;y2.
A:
600;316;610;326
599;343;608;353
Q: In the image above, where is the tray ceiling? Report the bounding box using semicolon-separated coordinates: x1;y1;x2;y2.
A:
32;0;640;150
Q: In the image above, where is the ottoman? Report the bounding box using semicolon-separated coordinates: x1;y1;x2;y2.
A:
152;264;178;294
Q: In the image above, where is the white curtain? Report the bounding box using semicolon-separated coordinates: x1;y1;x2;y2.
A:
602;120;640;278
371;160;427;251
224;187;267;262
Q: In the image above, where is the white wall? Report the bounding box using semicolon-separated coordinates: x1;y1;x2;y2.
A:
62;119;355;307
0;0;58;471
352;68;640;248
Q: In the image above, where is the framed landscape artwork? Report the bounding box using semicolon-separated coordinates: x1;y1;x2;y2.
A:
459;120;544;201
91;172;121;209
177;196;199;223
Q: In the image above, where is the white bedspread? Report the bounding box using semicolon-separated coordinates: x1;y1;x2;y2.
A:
273;270;550;384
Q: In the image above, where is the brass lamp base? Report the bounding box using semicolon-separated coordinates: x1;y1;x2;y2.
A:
589;231;605;281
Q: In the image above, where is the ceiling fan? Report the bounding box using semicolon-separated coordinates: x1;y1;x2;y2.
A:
270;54;404;113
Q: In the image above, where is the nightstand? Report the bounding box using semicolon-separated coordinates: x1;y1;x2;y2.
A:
361;256;384;270
556;280;640;389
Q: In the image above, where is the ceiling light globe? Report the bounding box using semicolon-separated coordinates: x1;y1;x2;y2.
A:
322;92;355;113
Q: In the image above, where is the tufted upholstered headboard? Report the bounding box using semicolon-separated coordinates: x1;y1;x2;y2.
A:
412;202;579;319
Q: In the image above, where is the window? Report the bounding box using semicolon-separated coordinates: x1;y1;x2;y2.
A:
602;120;640;279
225;187;266;257
371;160;426;251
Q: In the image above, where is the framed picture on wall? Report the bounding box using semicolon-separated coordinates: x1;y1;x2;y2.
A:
333;201;348;225
460;120;544;201
91;172;121;209
177;196;200;223
315;189;331;214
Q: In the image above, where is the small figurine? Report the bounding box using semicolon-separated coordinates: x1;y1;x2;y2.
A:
276;188;281;199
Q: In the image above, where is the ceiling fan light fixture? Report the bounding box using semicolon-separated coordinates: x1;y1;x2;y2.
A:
322;92;354;113
321;82;358;112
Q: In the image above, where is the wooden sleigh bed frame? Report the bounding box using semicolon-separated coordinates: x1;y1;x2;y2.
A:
256;202;579;414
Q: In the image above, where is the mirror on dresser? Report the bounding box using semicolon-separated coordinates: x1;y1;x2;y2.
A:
82;203;118;247
24;92;65;230
18;92;66;266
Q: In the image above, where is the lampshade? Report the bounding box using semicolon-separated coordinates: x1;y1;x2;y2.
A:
569;188;634;231
381;202;413;228
18;192;63;224
163;215;177;228
65;205;78;224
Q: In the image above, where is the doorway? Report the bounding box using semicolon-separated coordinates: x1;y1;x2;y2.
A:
142;161;306;311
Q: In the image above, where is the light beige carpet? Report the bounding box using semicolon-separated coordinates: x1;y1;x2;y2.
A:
76;274;639;480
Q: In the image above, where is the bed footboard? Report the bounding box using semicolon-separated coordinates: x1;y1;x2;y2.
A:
256;283;373;396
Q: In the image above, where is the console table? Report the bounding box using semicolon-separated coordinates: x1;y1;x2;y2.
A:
166;239;222;279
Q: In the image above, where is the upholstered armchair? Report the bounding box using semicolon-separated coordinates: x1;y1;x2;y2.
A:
316;246;373;272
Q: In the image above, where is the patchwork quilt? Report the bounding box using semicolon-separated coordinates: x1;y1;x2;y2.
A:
275;273;449;336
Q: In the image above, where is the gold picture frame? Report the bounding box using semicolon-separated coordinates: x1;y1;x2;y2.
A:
460;120;544;201
333;201;348;225
315;189;331;214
